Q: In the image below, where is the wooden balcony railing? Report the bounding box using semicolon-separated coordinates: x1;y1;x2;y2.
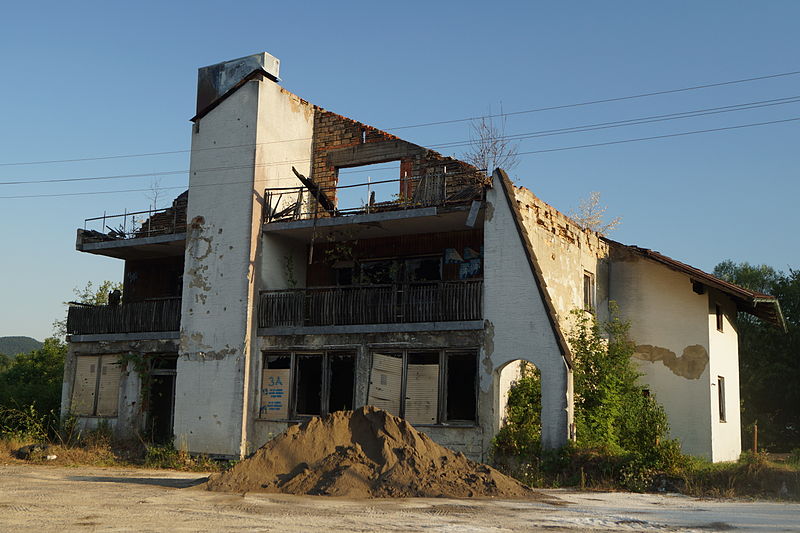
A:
66;297;181;335
258;280;482;328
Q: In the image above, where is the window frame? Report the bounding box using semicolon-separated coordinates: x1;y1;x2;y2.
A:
583;271;596;312
259;350;357;421
718;376;726;423
716;303;724;332
368;348;479;427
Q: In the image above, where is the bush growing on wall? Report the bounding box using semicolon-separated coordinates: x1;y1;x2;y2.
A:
569;306;679;467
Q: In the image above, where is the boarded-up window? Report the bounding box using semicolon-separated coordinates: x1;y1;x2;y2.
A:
96;358;122;416
261;354;290;420
367;353;403;416
405;352;439;424
71;356;98;416
71;355;121;417
367;349;478;425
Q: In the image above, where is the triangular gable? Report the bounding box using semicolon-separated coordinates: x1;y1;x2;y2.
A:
491;169;573;366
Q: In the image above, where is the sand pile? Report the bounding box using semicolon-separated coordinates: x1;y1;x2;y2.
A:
204;406;538;498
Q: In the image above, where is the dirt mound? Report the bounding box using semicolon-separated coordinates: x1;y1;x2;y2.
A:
204;406;539;498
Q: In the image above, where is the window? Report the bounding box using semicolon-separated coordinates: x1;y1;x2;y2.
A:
716;304;724;332
718;376;726;422
259;351;355;420
70;355;121;417
367;349;478;425
583;271;596;311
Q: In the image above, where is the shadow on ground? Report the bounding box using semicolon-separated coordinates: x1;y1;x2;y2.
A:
67;475;208;488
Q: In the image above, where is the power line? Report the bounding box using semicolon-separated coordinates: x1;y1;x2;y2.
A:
428;95;800;150
387;69;800;129
2;116;797;200
517;116;800;156
1;69;799;167
3;95;799;187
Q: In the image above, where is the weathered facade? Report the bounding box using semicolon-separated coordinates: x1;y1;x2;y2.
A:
62;52;783;463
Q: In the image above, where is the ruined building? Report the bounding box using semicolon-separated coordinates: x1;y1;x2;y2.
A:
62;53;785;462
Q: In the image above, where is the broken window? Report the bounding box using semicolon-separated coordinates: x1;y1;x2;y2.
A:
718;376;726;422
70;355;121;417
359;260;396;284
259;351;356;420
367;349;478;425
405;256;442;282
583;271;595;311
445;351;477;423
295;354;323;416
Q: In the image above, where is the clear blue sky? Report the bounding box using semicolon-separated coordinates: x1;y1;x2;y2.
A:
1;1;798;341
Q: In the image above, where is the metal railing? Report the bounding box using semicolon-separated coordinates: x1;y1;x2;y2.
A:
66;297;182;335
264;173;482;223
82;206;186;242
258;280;483;328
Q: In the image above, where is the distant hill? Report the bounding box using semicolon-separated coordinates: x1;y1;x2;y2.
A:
0;336;43;357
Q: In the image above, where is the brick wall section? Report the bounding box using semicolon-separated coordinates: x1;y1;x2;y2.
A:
310;108;486;205
137;190;188;236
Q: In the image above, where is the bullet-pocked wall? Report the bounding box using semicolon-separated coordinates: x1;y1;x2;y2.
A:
177;53;314;457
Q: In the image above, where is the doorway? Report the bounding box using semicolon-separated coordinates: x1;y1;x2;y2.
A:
147;355;177;444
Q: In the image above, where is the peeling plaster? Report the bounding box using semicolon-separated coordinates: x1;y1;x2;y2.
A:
634;344;709;379
482;320;495;378
187;264;211;292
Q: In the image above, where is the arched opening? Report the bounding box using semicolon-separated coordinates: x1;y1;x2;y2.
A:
493;359;542;462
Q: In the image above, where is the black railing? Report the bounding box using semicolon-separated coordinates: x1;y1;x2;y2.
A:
264;173;482;223
81;206;186;243
67;297;181;335
258;280;482;328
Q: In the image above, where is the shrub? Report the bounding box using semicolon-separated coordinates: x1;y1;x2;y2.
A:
492;363;541;459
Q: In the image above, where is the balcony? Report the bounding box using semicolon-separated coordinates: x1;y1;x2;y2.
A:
264;173;482;224
67;297;181;338
76;192;187;260
258;280;483;329
262;174;485;242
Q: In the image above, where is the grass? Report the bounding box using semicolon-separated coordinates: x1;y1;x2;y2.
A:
494;447;800;500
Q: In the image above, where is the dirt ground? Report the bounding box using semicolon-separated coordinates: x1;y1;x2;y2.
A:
1;464;799;532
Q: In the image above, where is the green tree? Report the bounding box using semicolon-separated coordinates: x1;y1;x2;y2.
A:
52;280;123;338
0;337;67;417
569;308;670;462
714;261;800;451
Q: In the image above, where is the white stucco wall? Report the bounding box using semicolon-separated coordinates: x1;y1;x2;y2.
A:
707;291;742;461
609;253;714;458
484;172;569;450
177;74;315;457
245;84;315;449
176;80;262;456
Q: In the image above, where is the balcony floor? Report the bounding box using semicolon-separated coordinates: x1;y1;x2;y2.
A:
258;320;484;336
76;232;186;259
262;204;482;242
